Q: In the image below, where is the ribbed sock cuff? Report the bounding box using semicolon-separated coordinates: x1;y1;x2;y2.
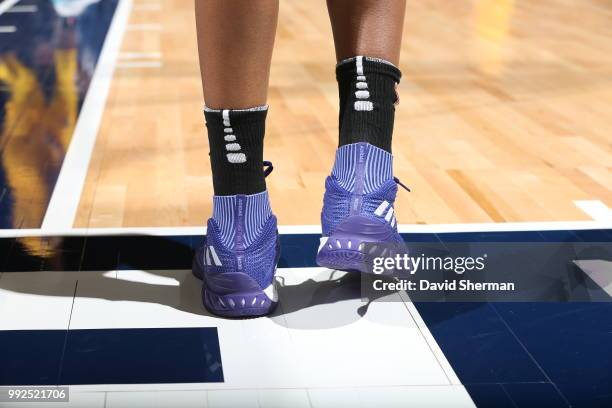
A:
336;56;402;153
336;56;401;83
212;190;272;249
204;106;268;196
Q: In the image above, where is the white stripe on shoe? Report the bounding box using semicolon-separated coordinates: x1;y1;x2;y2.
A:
205;247;212;266
209;246;222;266
374;201;390;216
385;207;394;222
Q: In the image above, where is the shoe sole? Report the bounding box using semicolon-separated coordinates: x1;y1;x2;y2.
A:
192;255;277;318
317;236;399;274
317;215;403;274
316;237;367;273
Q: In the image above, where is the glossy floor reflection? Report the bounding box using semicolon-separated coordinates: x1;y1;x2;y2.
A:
0;268;473;407
0;0;118;229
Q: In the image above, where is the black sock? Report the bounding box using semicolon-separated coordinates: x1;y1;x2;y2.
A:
336;56;402;153
204;106;268;196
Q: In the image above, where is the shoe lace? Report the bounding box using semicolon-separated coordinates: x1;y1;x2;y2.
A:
394;176;411;192
263;161;274;178
265;161;407;193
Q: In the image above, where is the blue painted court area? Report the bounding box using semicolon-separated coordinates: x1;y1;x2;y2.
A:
0;327;223;385
0;230;610;407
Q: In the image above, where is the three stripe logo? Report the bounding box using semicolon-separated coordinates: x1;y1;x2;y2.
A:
203;245;223;266
374;200;396;228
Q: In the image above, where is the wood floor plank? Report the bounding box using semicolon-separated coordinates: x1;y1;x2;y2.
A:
75;0;612;227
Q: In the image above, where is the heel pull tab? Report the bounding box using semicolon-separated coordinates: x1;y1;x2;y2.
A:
234;195;246;271
350;144;368;214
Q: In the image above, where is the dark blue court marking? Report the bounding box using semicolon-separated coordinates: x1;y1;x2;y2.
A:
2;229;609;272
412;230;612;407
279;234;321;268
465;383;569;408
444;302;612;407
0;229;610;403
0;232;440;271
0;328;223;385
493;303;612;407
407;230;612;407
0;0;118;229
415;302;548;384
0;330;65;385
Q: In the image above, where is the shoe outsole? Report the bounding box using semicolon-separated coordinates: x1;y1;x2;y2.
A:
317;215;403;274
192;255;277;318
316;240;367;273
318;237;398;274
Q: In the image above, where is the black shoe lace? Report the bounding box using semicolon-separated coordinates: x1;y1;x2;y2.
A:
265;161;407;192
263;161;274;178
394;176;411;192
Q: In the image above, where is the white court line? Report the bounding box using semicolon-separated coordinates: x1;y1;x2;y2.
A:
574;200;612;222
5;4;36;12
41;0;133;231
0;25;16;33
401;296;462;385
116;60;163;68
401;219;612;233
1;220;611;238
0;0;21;15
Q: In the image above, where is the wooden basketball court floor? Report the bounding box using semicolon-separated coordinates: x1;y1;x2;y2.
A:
0;1;611;406
65;0;612;230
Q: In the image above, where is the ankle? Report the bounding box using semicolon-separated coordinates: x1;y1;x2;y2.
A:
204;105;268;195
336;56;401;153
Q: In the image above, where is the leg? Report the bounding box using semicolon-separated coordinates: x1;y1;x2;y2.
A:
327;0;406;152
327;0;406;65
195;0;278;196
196;0;278;108
194;1;280;318
317;0;408;272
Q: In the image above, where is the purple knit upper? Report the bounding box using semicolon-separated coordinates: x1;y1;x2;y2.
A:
205;191;278;289
322;142;401;238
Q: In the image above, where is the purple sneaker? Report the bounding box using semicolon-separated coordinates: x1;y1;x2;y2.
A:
193;206;280;318
317;142;409;273
193;186;280;317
